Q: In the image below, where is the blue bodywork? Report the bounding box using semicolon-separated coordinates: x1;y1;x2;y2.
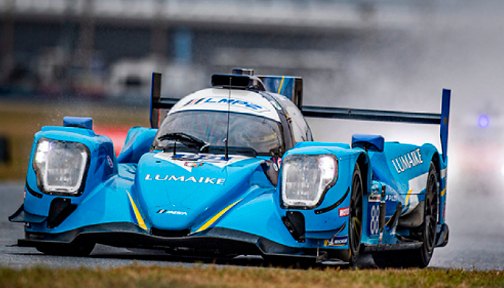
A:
10;71;450;266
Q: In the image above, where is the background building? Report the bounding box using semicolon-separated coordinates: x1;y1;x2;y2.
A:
1;0;439;103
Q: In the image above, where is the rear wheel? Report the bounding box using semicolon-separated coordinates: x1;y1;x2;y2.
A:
373;161;438;268
418;162;439;265
36;241;95;257
348;164;363;267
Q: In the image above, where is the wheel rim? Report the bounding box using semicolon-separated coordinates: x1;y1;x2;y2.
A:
424;171;438;254
349;171;363;257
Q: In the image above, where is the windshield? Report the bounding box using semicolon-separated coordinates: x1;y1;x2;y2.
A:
152;110;284;156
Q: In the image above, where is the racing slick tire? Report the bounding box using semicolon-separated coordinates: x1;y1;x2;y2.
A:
36;241;95;257
348;163;364;267
372;161;438;268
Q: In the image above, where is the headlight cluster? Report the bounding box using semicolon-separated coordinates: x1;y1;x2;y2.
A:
33;138;90;195
281;154;338;208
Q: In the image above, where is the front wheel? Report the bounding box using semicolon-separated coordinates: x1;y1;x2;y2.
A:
348;164;363;267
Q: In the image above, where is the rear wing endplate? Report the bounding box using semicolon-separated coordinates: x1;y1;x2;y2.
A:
301;89;451;162
259;75;303;110
150;73;178;129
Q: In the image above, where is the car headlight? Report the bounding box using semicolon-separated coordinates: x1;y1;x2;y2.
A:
281;154;338;208
33;138;90;195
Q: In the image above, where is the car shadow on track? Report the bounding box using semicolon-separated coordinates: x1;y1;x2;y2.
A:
9;246;378;270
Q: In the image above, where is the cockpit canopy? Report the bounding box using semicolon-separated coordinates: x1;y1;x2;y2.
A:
151;87;313;157
152;110;284;156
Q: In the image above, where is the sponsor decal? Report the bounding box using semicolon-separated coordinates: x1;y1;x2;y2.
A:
270;156;281;172
107;155;114;169
339;207;350;217
183;97;267;112
185;162;203;168
176;154;228;163
326;235;348;246
145;174;226;185
391;148;423;174
154;152;250;172
385;194;400;202
157;209;188;215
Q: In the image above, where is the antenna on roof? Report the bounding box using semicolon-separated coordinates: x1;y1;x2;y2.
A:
224;76;232;160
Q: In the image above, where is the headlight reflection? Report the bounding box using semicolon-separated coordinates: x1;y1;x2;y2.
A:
33;138;89;195
281;154;338;208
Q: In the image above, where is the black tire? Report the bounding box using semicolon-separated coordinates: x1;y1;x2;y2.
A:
372;161;438;268
36;241;95;257
348;164;363;267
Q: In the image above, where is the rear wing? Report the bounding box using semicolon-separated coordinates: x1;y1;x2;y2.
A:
302;89;451;162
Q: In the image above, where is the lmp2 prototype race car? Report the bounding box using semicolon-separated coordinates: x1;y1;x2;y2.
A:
9;68;450;268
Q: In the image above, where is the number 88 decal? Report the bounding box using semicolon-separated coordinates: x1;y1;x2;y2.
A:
368;202;380;236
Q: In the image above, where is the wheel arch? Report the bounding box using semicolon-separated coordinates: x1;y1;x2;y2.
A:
429;151;448;229
430;152;442;220
355;152;371;196
430;152;442;184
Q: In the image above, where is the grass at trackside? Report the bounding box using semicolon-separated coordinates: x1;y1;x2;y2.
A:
0;99;149;180
0;264;503;288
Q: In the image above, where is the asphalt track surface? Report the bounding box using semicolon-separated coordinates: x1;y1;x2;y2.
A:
1;179;504;270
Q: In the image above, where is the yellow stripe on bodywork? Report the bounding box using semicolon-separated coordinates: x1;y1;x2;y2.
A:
196;199;243;233
277;77;285;94
126;191;147;231
440;188;446;197
405;189;413;207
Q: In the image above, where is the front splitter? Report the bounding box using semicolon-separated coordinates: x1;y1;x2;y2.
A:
19;222;350;263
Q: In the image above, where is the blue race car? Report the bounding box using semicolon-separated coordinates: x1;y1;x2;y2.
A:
9;68;450;268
